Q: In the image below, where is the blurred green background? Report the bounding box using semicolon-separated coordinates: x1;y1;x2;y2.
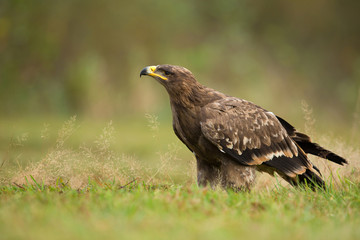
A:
0;0;359;138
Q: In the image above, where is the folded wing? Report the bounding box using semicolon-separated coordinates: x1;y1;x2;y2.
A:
200;97;323;187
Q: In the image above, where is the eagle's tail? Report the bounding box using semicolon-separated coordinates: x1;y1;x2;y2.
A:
293;132;347;165
276;116;348;165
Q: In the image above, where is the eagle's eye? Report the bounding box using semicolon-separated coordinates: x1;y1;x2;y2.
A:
163;70;172;76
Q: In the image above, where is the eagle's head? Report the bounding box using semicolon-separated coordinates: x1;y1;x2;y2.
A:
140;64;211;106
140;64;196;87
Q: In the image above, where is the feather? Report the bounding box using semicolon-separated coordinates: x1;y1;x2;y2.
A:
277;116;348;165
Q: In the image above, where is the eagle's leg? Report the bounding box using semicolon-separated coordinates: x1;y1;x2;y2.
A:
195;156;256;191
220;159;256;191
195;156;221;188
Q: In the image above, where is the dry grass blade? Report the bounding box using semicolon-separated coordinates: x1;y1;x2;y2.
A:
301;100;316;135
118;178;139;189
12;182;25;189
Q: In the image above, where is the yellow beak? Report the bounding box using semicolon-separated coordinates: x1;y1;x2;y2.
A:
140;66;168;81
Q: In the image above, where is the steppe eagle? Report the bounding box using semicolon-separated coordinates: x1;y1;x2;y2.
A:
140;64;347;190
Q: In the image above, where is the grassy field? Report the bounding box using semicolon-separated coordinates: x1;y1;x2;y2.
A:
0;115;359;240
1;181;360;240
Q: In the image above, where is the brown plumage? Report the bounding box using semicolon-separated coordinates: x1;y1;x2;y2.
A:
140;64;347;190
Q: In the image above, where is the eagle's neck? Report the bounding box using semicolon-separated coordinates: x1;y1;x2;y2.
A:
167;81;226;151
167;81;223;108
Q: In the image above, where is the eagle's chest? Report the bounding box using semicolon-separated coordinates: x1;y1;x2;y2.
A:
171;106;228;165
171;105;202;149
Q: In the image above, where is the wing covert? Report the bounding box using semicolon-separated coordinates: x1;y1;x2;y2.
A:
200;97;300;166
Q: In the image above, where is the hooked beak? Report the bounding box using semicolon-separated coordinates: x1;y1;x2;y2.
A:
140;65;168;81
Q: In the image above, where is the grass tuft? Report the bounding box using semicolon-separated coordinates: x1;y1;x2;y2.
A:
1;117;181;189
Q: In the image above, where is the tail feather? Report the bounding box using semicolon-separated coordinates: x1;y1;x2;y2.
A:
294;133;348;165
276;115;348;165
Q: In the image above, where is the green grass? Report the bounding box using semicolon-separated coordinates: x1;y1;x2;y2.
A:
0;115;359;239
1;181;360;240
